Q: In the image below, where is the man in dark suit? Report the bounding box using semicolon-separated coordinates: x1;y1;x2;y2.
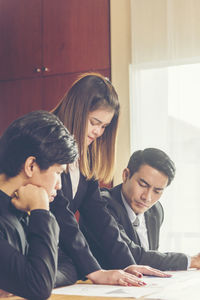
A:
80;148;200;271
0;111;78;299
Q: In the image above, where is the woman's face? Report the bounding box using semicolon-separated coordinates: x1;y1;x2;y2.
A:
87;107;114;145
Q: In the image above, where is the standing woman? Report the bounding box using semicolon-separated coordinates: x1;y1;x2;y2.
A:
51;73;167;287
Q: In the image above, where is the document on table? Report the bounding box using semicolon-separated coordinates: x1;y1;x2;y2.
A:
52;270;200;299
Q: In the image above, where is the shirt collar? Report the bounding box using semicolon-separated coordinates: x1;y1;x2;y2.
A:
121;190;144;224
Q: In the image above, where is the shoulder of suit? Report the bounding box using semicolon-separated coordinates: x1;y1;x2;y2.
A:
100;184;122;199
100;186;125;220
149;201;164;217
147;201;164;225
100;188;113;203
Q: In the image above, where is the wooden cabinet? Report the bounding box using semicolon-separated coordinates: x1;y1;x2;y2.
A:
0;78;43;132
43;0;110;76
0;0;110;134
0;0;42;81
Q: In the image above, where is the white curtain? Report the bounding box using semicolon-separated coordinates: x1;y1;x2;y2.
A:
130;0;200;255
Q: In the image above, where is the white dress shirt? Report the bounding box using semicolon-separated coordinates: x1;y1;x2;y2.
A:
69;161;80;199
121;192;149;250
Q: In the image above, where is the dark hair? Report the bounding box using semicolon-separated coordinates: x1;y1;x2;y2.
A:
52;72;120;183
127;148;175;186
0;110;78;177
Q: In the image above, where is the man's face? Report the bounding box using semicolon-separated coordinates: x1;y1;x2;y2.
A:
30;163;66;202
122;164;168;214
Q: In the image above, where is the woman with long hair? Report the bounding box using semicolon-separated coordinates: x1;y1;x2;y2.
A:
51;73;168;287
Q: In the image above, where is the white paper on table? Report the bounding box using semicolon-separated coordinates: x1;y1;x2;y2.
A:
145;269;200;300
53;283;158;298
52;270;200;298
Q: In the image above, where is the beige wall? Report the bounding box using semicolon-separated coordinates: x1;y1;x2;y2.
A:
110;0;131;184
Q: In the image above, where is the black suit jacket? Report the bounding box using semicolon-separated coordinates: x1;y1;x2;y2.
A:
80;184;188;271
0;190;59;300
103;184;163;251
50;173;137;282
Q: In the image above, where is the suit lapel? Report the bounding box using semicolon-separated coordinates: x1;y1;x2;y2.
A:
72;173;88;212
112;186;141;246
145;210;159;250
129;224;141;246
2;213;27;254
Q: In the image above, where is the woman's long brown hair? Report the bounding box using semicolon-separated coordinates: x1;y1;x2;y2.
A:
51;72;120;183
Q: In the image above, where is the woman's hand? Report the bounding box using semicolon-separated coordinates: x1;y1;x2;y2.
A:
124;265;172;278
0;289;13;297
87;269;146;286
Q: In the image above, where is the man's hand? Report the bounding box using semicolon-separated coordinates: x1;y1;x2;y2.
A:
87;269;146;286
190;253;200;269
124;265;172;278
12;184;49;212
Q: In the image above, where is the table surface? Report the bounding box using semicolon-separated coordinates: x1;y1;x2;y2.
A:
2;270;200;300
0;295;138;300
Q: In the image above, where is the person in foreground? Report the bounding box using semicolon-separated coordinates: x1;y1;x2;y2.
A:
0;111;78;299
50;72;170;288
80;148;200;271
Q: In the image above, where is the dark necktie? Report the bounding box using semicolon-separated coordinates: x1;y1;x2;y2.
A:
19;215;29;254
131;216;141;246
132;216;140;227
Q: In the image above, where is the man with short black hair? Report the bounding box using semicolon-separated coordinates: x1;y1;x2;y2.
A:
0;111;78;299
80;148;200;271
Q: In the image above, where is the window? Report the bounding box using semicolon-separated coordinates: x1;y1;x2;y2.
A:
131;0;200;255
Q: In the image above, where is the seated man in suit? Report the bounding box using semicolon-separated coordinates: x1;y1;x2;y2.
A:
80;148;200;271
0;111;78;299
